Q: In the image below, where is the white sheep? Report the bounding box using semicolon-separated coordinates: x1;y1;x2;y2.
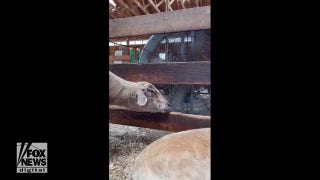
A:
109;71;171;113
129;128;210;180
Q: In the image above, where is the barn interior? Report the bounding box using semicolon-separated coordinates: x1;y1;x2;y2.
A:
109;1;211;179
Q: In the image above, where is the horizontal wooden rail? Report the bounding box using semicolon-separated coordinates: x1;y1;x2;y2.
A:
109;6;211;38
109;61;211;85
109;107;211;132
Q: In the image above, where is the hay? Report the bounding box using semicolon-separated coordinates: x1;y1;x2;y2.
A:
109;123;171;180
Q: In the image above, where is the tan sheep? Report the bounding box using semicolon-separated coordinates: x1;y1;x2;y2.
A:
130;128;211;180
109;71;171;113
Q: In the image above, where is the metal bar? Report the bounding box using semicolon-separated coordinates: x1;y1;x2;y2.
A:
165;38;169;61
191;31;195;61
180;32;185;61
190;86;194;114
109;106;211;132
180;95;185;113
109;6;210;38
109;61;211;85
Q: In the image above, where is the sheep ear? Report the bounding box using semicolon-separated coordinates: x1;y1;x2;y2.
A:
137;91;148;106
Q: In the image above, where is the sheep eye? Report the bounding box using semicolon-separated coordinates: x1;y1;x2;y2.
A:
143;88;155;97
147;89;155;93
147;89;157;96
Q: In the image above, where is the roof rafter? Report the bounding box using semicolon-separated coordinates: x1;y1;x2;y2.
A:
133;0;150;14
180;0;185;9
117;0;140;16
148;0;161;13
156;0;165;7
109;12;118;19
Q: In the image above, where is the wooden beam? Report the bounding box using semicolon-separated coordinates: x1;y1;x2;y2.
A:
109;61;211;85
109;6;210;38
122;8;133;17
110;34;150;42
133;0;150;14
109;106;211;132
109;13;117;19
148;0;161;13
115;11;125;18
127;0;142;15
180;0;185;9
187;0;191;8
157;0;164;7
145;4;151;9
109;4;118;19
165;0;168;11
169;0;175;11
117;0;140;16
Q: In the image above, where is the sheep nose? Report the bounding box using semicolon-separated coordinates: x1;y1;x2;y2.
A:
163;102;171;112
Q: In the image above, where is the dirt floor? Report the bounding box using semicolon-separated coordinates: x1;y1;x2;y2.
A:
109;123;172;180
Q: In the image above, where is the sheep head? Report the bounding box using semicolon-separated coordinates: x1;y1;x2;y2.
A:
127;81;171;113
109;71;170;113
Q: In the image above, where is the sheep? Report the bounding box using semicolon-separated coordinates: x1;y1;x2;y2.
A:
109;71;171;113
129;128;210;180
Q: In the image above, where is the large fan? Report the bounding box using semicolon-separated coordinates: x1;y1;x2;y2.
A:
139;30;211;115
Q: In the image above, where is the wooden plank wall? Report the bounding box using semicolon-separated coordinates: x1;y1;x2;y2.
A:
109;6;211;131
109;61;211;85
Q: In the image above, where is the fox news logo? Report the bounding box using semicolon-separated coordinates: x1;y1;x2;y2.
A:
16;142;47;173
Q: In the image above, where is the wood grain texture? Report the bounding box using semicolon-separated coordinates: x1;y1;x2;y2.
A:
109;106;211;132
109;61;211;85
109;6;210;38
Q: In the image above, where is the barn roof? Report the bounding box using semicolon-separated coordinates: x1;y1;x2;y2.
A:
109;0;211;19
